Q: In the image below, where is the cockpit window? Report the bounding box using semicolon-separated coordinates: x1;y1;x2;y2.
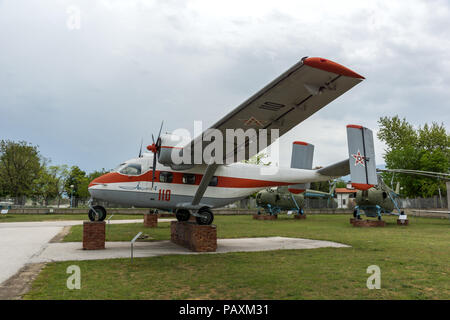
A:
119;163;142;176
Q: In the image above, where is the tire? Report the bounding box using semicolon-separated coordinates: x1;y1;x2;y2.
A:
88;205;106;221
176;209;190;222
196;208;214;225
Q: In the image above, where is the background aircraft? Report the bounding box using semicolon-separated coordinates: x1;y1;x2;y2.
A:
255;184;336;216
353;176;401;220
353;169;450;220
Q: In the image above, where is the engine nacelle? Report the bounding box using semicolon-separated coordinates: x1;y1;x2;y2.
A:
157;133;193;170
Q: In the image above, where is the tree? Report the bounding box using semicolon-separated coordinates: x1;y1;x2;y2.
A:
33;165;69;207
377;116;449;198
64;166;89;207
88;168;108;182
242;152;272;166
0;140;42;204
310;181;331;193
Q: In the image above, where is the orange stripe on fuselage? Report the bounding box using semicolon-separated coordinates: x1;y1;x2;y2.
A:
89;171;291;189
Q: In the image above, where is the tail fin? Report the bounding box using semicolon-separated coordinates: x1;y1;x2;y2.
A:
289;141;314;194
346;125;377;190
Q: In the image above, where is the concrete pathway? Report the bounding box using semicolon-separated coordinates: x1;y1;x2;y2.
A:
30;237;350;263
0;219;173;285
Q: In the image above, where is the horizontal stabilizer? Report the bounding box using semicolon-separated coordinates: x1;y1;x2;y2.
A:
317;159;350;177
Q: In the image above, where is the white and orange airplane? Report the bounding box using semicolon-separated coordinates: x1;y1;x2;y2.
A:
88;57;377;225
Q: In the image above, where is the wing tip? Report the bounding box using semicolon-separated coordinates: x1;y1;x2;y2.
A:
304;57;365;79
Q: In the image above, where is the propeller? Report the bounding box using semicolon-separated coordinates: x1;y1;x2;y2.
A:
138;137;143;158
146;121;164;188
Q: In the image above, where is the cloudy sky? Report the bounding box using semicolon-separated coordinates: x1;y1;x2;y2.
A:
1;0;449;173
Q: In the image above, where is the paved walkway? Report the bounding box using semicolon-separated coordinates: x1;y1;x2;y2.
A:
30;237;350;263
0;219;173;285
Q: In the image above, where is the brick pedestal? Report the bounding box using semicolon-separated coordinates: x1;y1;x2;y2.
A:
144;214;158;227
350;218;386;227
171;221;217;252
253;214;277;220
294;214;307;220
83;221;105;250
397;219;409;226
158;213;175;218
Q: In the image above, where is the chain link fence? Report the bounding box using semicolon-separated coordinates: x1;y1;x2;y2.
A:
2;196;448;210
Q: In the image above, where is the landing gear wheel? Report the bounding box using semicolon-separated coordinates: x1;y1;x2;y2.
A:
88;205;106;221
176;209;190;222
196;208;214;225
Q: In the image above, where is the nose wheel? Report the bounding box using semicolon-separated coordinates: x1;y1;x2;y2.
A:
88;205;107;221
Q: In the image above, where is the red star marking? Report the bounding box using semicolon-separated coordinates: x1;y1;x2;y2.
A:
352;150;366;167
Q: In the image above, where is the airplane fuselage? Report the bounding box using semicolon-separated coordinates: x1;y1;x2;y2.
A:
88;155;333;211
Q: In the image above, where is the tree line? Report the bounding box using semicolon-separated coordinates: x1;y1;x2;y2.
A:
378;116;449;198
0;140;107;206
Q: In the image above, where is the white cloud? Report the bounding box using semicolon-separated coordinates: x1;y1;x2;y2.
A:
0;0;448;172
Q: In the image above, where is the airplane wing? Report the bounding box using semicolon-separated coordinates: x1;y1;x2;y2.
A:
181;56;365;165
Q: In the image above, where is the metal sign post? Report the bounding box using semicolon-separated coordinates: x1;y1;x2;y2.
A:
130;232;143;263
106;214;114;225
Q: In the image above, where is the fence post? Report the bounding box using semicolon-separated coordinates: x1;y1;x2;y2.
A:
447;181;450;209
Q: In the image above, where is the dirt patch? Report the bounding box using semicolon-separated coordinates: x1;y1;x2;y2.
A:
0;263;46;300
49;226;71;243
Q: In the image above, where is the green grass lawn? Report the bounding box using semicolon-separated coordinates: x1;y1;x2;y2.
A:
25;214;450;300
0;214;144;223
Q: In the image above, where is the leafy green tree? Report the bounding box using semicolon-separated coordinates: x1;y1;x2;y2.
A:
242;152;272;166
64;166;89;207
0;140;42;204
88;168;108;182
335;179;347;188
377;116;449;197
310;181;331;193
33;165;69;206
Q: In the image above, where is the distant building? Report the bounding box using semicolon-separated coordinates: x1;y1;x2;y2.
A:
335;188;357;209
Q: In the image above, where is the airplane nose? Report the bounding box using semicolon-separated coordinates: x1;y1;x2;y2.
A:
88;177;100;189
88;173;110;189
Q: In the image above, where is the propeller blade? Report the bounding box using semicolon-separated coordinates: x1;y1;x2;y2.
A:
138;138;143;158
151;151;157;188
152;134;155;144
157;121;164;140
